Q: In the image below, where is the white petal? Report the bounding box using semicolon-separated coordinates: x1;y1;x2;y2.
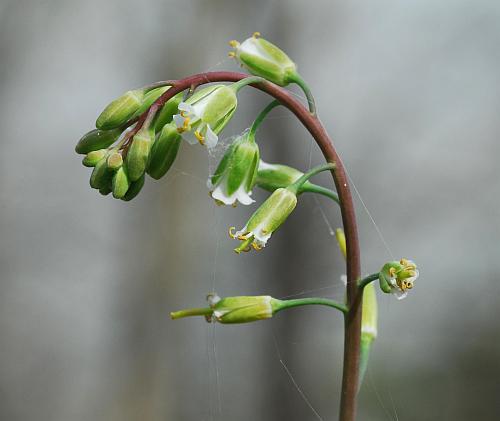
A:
204;125;218;148
178;102;195;114
181;130;199;145
211;185;236;206
173;114;185;129
234;186;255;205
392;288;408;300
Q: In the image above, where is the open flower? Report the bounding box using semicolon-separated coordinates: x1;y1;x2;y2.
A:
379;258;419;300
208;131;259;206
173;85;237;148
229;32;297;86
230;187;297;253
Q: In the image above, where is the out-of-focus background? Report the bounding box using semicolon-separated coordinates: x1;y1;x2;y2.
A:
1;0;499;420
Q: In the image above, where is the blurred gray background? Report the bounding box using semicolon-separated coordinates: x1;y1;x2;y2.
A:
1;0;499;420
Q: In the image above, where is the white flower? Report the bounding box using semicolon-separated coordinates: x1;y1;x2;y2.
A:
380;259;419;300
173;85;237;149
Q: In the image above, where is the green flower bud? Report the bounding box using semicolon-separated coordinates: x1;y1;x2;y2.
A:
229;33;297;86
153;92;184;132
359;283;378;389
379;258;419;299
96;89;145;130
230;187;297;253
106;151;123;171
255;160;303;192
170;294;280;324
173;85;237;148
126;128;153;182
99;184;112;196
112;166;130;199
209;131;259;206
75;128;122;155
131;86;169;119
209;294;277;324
82;149;107;167
121;173;145;201
147;122;181;180
89;155;113;189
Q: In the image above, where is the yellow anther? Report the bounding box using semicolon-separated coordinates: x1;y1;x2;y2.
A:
252;32;261;38
228;51;236;58
251;242;262;251
194;131;205;145
182;117;191;130
406;282;413;290
228;227;237;239
176;127;184;134
237;233;249;241
229;40;240;48
180;111;188;117
389;267;396;277
242;246;251;253
231;202;237;208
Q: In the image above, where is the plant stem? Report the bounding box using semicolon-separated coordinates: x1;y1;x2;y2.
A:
301;183;340;205
276;297;347;314
289;72;316;115
137;72;362;421
249;100;281;138
358;273;379;290
230;76;265;92
288;162;336;194
170;307;213;319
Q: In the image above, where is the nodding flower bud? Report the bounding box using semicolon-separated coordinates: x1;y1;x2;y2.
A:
96;89;145;130
359;282;378;389
379;258;419;300
208;131;260;206
173;85;237;149
229;33;297;86
255;160;303;192
147;122;182;180
75;128;122;155
170;294;279;324
230;187;297;253
82;149;107;167
126;128;153;182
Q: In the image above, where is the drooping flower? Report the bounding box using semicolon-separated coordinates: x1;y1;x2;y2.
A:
230;187;297;253
229;32;297;86
173;85;237;148
208;131;259;206
379;258;419;299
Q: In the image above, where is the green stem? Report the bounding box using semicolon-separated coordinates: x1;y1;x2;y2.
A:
276;297;348;314
288;162;336;194
288;72;316;115
170;307;213;320
230;76;265;93
357;273;379;290
249;100;281;138
300;183;340;205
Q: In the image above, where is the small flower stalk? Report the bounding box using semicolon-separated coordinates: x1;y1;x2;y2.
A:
209;131;260;206
174;85;237;148
379;258;419;299
171;294;278;324
229;33;297;87
230;187;297;253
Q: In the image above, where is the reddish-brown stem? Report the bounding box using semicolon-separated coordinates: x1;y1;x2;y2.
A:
138;71;362;421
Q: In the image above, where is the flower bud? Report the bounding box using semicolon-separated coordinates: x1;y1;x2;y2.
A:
229;33;297;86
359;282;378;389
82;149;107;167
173;85;237;148
89;155;113;189
255;160;303;192
106;151;123;171
209;131;259;206
230;187;297;252
75;128;122;155
379;258;419;300
131;86;169;119
209;295;277;324
99;184;112;196
126;128;153;182
121;173;145;201
96;89;145;130
147;122;181;180
112;166;130;199
154;92;184;132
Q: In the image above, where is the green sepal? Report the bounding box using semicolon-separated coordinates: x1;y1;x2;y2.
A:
83;149;107;167
256;162;303;192
89;156;113;189
121;173;145;201
126;128;153;181
210;142;235;186
98;184;112;196
147;122;181;180
76;128;122;154
96;89;145;130
185;85;219;105
112;166;130;199
200;86;237;126
226;139;259;197
106;151;123;171
153;92;183;132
